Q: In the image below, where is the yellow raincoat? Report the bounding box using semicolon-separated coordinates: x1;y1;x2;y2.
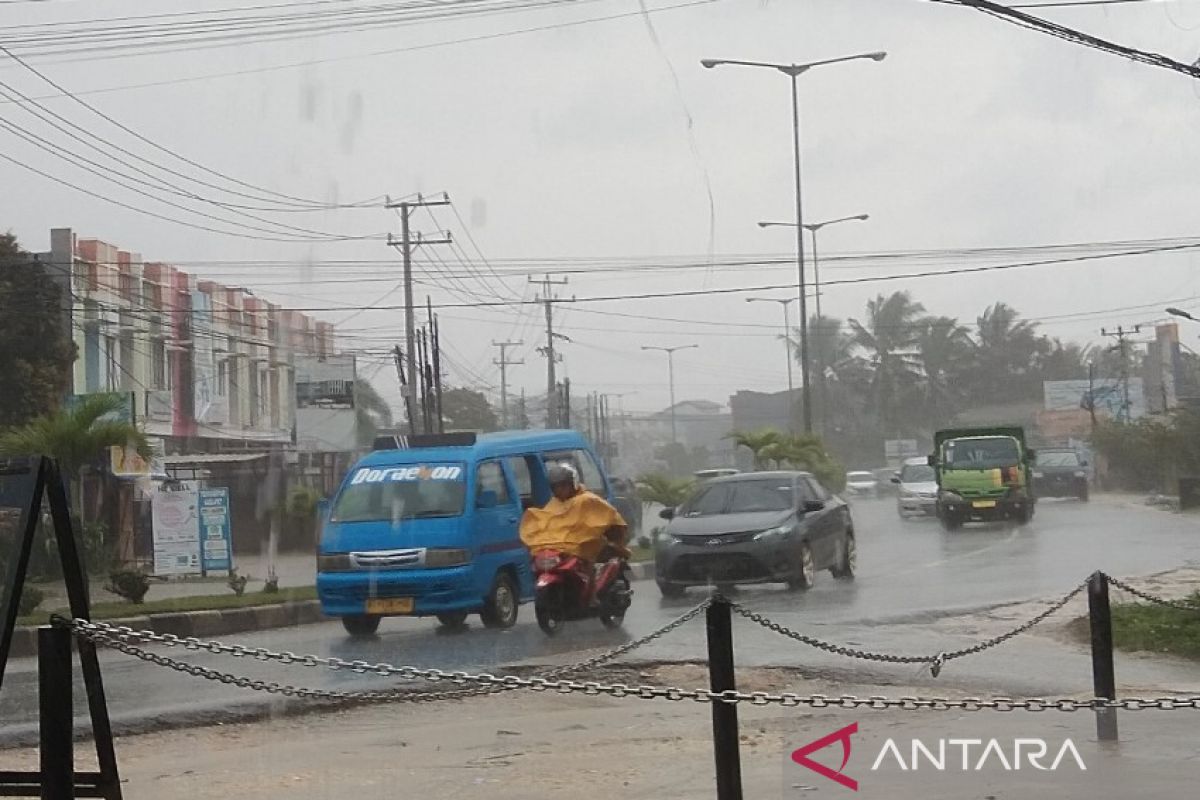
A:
519;488;631;562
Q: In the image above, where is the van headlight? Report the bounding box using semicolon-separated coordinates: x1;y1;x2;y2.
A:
317;553;352;572
424;548;471;568
754;525;792;542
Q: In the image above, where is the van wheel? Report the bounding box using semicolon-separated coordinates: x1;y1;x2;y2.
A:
436;612;468;628
480;572;519;629
341;614;380;637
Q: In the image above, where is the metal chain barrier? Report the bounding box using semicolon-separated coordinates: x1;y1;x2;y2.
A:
51;598;712;705
725;580;1087;676
53;618;1200;711
1103;573;1200;613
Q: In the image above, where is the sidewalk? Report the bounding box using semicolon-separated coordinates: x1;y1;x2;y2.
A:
4;668;1196;799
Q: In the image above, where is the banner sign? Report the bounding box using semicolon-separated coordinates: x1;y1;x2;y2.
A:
198;488;233;572
151;488;201;576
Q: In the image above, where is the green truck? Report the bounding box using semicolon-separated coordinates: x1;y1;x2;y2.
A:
928;426;1036;530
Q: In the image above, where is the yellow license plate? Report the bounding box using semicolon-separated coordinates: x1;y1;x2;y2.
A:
971;500;997;509
366;597;413;614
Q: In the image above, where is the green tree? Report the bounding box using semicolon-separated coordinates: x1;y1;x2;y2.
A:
441;387;499;432
635;472;695;508
0;393;149;518
726;429;785;470
917;316;975;429
972;302;1041;403
353;379;393;446
848;291;926;434
0;233;75;428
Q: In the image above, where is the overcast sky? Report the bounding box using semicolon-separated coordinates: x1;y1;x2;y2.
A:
5;0;1200;415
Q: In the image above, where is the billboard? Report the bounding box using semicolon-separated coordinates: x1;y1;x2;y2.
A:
1043;378;1145;421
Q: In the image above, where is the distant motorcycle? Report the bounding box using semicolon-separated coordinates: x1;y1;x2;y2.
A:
532;548;632;636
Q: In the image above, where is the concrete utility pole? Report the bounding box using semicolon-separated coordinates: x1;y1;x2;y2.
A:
530;275;570;428
1101;325;1141;422
642;344;699;446
492;340;524;429
746;296;797;431
385;193;452;435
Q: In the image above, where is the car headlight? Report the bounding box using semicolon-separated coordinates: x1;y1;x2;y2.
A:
1073;470;1087;478
317;553;352;572
657;533;682;546
1032;471;1044;478
425;548;471;568
753;525;792;542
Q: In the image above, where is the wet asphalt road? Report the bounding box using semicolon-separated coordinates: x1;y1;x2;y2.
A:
3;494;1199;738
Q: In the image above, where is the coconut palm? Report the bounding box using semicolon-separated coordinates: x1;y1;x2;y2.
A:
0;393;149;517
635;473;695;509
973;302;1041;403
917;316;975;429
848;292;926;433
726;429;785;470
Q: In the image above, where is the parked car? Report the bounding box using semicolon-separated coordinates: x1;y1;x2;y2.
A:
1031;448;1089;501
892;457;938;518
654;471;855;597
844;471;880;498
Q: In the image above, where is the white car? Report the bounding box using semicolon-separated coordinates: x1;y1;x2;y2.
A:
844;471;879;498
893;457;938;517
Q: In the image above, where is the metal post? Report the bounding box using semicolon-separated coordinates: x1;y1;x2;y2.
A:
1087;572;1118;741
39;626;73;800
706;598;743;800
781;302;794;431
790;73;812;434
400;206;418;436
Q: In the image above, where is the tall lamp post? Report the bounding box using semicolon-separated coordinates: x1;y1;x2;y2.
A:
642;344;699;446
746;296;798;431
759;214;869;434
703;51;886;433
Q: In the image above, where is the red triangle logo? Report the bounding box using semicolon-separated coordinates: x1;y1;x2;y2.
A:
790;722;859;791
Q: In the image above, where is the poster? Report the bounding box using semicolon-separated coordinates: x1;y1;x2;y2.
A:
1043;378;1146;421
198;488;233;573
151;488;201;576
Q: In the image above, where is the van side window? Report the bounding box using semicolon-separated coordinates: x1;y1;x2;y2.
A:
476;462;512;507
573;449;605;493
507;457;532;500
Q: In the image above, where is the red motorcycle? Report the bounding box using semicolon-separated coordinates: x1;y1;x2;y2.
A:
532;548;632;636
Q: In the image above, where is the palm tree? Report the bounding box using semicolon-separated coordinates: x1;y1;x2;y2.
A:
726;429;785;470
848;291;926;433
354;379;394;446
973;303;1041;404
918;316;975;430
0;393;149;518
635;473;695;509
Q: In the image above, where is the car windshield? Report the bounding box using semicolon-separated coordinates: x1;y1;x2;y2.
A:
943;438;1020;469
1037;451;1080;467
900;464;936;482
330;464;467;522
680;479;794;516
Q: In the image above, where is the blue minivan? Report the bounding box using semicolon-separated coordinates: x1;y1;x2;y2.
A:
317;430;613;636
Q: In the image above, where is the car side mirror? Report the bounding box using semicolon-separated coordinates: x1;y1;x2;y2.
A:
890;475;901;484
316;498;330;520
801;500;825;513
926;455;937;467
1080;459;1089;467
659;507;676;520
478;489;499;509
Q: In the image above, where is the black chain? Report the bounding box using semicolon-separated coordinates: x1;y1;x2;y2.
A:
1103;574;1200;613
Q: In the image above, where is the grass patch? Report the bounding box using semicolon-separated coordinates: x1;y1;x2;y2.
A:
630;545;654;564
17;586;317;628
1106;591;1200;660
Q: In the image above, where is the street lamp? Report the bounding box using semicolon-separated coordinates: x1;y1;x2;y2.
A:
1166;307;1197;322
746;296;797;429
758;214;869;321
641;344;699;446
704;51;886;434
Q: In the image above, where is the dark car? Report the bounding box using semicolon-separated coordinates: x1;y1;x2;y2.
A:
653;471;855;597
1032;449;1089;501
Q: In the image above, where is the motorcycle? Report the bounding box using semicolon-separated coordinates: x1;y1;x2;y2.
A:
531;548;632;636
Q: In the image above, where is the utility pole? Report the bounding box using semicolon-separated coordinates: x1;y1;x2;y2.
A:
530;274;570;428
1101;325;1141;423
392;344;414;433
385;193;452;435
492;340;524;429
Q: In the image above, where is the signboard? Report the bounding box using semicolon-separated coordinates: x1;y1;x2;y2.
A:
145;389;174;423
151;488;201;576
295;354;356;408
198;488;232;572
191;291;227;425
109;437;167;478
884;439;921;463
1044;378;1146;421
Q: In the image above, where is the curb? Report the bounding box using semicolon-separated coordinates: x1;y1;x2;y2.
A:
8;600;326;660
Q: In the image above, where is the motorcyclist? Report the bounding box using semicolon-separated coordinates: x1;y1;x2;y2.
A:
520;462;631;566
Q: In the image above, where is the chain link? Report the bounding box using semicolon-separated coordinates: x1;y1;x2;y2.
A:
1103;574;1200;613
726;581;1087;673
53;620;1200;711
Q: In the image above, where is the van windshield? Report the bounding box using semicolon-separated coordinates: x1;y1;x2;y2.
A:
331;464;467;522
900;464;936;482
943;438;1020;470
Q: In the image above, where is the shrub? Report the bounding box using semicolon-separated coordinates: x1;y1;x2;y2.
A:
636;535;651;550
227;569;249;597
106;570;151;604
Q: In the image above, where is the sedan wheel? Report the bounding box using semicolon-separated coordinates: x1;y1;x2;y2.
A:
831;533;856;580
786;543;816;591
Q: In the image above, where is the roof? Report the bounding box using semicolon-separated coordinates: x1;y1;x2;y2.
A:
354;429;593;468
705;470;812;484
162;453;268;466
